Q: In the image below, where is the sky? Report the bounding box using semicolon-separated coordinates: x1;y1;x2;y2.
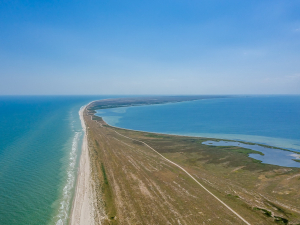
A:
0;0;300;95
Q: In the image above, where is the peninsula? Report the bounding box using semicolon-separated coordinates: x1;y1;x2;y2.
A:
71;96;300;225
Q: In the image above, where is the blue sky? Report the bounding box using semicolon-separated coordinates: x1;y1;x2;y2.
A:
1;0;300;94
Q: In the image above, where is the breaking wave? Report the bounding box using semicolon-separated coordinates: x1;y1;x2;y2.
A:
55;130;82;225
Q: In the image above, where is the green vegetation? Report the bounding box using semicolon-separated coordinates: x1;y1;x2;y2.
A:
101;163;108;185
274;216;289;224
254;207;272;217
145;133;167;138
254;205;289;225
88;132;117;224
100;163;117;223
266;201;291;217
227;194;239;198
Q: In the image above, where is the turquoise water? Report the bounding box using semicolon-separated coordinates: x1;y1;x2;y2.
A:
0;96;108;225
96;96;300;166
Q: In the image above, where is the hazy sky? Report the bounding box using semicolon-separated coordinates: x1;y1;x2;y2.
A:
1;0;300;95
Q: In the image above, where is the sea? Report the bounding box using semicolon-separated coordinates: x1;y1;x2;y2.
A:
0;96;108;225
0;95;299;224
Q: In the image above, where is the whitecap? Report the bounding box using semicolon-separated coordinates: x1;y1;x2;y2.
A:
54;130;82;225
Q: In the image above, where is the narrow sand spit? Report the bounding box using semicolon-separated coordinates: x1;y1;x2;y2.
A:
69;106;96;225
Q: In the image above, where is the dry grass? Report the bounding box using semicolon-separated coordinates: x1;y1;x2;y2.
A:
84;109;300;224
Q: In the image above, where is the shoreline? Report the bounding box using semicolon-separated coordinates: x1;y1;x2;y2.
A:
99;116;300;153
69;105;95;225
97;117;300;167
91;96;300;153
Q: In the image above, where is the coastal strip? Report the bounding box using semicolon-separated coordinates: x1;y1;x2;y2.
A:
69;106;96;225
69;97;300;224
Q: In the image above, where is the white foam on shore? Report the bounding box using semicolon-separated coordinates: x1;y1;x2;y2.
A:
53;119;83;225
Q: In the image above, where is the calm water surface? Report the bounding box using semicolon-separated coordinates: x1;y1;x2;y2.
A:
96;96;300;166
202;141;300;168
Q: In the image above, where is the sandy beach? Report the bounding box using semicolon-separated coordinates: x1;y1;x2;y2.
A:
69;106;96;225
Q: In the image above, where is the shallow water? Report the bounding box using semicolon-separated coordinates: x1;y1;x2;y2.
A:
0;96;107;225
202;141;300;168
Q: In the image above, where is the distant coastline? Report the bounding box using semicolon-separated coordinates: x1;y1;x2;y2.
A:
96;96;300;152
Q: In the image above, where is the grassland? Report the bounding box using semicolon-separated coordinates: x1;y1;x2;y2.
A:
84;97;300;225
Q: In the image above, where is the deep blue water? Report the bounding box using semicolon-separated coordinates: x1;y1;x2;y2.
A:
0;96;109;225
96;96;300;165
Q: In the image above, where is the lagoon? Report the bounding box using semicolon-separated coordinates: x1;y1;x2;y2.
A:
96;96;300;167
